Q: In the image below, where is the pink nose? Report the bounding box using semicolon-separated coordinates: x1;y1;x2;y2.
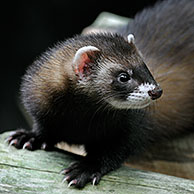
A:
148;86;163;100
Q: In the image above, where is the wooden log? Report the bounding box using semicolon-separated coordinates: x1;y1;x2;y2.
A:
0;131;194;194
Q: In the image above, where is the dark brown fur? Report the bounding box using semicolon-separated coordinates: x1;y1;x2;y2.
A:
8;0;194;189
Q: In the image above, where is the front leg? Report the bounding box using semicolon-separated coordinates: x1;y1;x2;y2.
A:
6;121;56;150
6;129;53;150
62;138;131;188
61;159;103;188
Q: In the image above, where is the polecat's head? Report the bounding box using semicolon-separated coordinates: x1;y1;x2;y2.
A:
73;33;162;109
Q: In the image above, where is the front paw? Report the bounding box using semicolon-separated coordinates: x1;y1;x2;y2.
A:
61;162;103;188
6;129;50;150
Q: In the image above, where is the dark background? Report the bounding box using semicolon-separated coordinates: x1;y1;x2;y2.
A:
1;0;157;133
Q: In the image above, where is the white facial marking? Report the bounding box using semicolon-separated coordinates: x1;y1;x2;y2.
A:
109;83;157;109
137;83;156;93
127;34;135;44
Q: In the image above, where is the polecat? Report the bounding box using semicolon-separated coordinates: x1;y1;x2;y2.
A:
7;0;194;188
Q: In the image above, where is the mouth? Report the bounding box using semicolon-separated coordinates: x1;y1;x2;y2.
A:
126;83;162;108
108;96;152;109
108;83;162;110
127;92;153;108
126;94;152;109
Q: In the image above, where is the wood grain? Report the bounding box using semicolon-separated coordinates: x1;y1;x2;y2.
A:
0;131;194;194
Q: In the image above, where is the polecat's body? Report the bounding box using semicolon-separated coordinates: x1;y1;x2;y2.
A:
8;0;194;188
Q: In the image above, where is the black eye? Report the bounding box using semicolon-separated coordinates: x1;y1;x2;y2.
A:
118;72;131;83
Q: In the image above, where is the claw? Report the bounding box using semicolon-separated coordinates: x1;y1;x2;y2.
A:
22;142;31;150
68;179;77;187
9;131;18;137
62;176;69;184
60;169;69;175
4;137;12;144
41;143;47;150
9;139;17;147
92;177;97;186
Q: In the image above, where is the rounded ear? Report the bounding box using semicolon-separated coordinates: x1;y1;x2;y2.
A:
127;34;135;44
73;46;100;78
